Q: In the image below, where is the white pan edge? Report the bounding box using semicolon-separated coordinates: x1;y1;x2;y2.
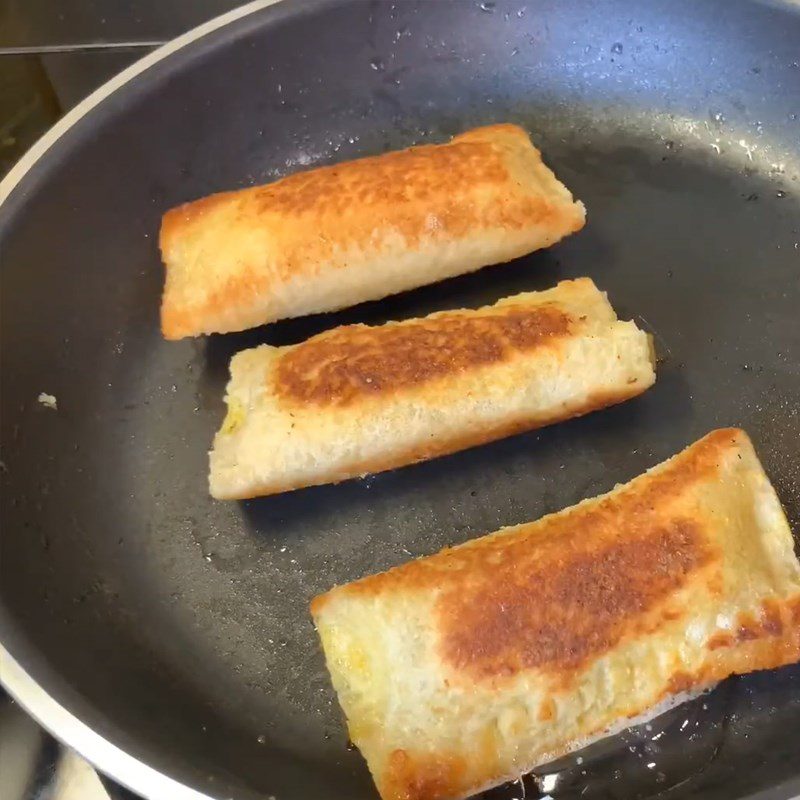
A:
0;0;282;207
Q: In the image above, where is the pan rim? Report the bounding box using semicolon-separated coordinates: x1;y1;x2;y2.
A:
0;2;284;798
0;643;214;800
0;0;282;208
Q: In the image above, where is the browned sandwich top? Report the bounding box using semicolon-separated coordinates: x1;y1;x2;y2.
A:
275;302;572;407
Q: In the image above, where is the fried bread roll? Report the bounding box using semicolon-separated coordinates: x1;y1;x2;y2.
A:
311;429;800;800
160;124;585;338
209;278;654;499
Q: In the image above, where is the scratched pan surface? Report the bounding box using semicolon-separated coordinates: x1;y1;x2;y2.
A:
1;0;799;799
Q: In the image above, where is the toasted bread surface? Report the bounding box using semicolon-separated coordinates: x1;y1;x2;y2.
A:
209;278;655;499
311;429;800;800
160;124;585;338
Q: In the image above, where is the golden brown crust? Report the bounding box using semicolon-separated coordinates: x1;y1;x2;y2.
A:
381;592;798;800
159;123;585;339
160;188;266;339
159;190;234;247
538;697;557;722
162;265;266;341
227;382;649;504
664;670;695;695
438;518;714;684
311;429;800;800
708;601;787;650
382;750;466;800
248;140;512;240
275;304;571;407
162;124;540;259
661;596;800;702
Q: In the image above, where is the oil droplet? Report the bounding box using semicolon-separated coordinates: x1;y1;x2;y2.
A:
776;190;787;198
611;42;624;54
369;57;385;72
257;734;267;744
535;773;560;793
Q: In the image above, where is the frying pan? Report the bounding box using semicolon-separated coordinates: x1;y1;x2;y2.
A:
1;0;799;799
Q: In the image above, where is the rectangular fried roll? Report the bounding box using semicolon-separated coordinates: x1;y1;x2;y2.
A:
160;124;585;339
209;278;654;499
310;429;800;800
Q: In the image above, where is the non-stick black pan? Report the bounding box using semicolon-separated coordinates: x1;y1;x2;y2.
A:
1;1;799;799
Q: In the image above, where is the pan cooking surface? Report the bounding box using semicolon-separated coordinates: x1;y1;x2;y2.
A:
1;1;799;799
